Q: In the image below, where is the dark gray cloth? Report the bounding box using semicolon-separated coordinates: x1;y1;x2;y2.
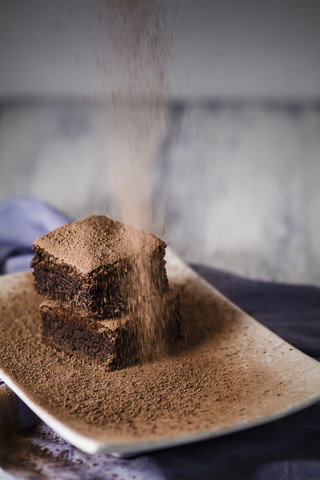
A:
0;198;320;479
193;264;320;362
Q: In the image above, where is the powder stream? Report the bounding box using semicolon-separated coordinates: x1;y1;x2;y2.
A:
101;0;171;356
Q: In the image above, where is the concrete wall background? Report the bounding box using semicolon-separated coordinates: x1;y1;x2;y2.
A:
0;1;319;285
0;101;319;285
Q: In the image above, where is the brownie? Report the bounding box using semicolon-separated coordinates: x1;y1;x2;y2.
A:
31;215;169;318
40;289;181;369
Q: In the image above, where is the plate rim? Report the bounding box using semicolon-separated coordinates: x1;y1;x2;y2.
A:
2;366;320;456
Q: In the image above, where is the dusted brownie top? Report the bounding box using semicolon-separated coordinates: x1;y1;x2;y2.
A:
33;215;166;274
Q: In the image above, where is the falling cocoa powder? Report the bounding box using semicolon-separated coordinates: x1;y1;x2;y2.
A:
1;260;320;453
88;1;173;355
92;0;169;232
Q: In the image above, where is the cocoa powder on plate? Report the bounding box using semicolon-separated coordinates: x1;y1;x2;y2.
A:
0;270;299;447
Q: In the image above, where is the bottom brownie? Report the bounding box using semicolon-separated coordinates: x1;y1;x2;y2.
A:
40;289;181;370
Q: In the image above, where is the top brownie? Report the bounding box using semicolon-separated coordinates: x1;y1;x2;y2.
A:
31;215;169;318
33;215;165;274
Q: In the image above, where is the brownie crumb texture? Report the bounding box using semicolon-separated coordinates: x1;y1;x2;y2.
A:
30;215;180;369
31;215;169;318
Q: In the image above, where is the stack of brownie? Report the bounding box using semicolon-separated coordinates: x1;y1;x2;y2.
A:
31;215;180;369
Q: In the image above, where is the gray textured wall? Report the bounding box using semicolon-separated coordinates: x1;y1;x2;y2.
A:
1;101;319;285
0;1;319;285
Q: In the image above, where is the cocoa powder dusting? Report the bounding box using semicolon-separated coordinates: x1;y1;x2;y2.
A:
1;268;317;450
99;1;172;357
103;0;169;232
33;215;165;274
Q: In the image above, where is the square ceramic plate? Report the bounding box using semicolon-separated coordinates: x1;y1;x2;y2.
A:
1;248;320;457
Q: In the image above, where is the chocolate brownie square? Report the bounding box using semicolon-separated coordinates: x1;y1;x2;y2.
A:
40;289;181;369
31;215;168;318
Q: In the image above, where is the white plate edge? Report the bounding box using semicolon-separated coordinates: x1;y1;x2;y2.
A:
2;366;320;456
